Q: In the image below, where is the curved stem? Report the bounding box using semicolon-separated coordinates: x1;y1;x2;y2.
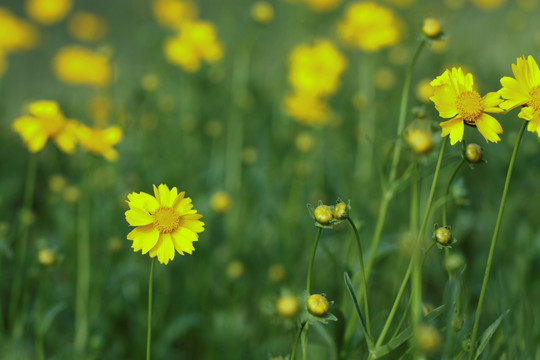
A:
146;257;156;360
347;217;371;337
291;321;307;360
307;228;323;294
468;120;527;359
442;158;465;227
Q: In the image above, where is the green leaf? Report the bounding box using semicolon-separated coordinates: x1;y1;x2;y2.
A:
344;272;373;350
474;309;510;360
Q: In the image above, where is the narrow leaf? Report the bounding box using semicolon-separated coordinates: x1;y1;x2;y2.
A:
474;309;510;360
344;272;373;350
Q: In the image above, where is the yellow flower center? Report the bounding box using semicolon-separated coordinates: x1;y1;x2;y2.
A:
456;91;483;125
528;86;540;110
152;206;181;233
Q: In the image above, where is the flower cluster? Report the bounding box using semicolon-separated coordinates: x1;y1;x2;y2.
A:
430;56;540;145
12;100;122;161
337;1;402;52
0;8;38;77
284;40;347;126
53;46;112;87
155;0;223;72
308;200;349;228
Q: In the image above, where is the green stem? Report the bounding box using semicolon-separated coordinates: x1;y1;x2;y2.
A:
147;258;156;360
442;158;465;227
410;159;419;233
347;217;371;337
307;228;323;294
468;120;527;359
291;321;307;360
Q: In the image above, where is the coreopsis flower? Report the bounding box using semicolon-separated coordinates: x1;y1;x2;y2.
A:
498;55;540;136
287;40;347;97
284;92;331;126
67;12;107;42
125;184;205;265
53;46;111;87
430;67;503;145
302;0;341;12
0;8;38;52
76;123;123;161
12;100;78;153
153;0;198;29
338;1;402;52
25;0;72;25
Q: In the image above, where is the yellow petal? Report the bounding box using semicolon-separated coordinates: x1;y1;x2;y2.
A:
518;106;534;121
127;191;159;213
475;114;502;143
125;208;153;226
180;218;205;233
127;225;159;253
440;117;464;145
431;85;458;118
174;196;195;215
28;100;61;118
171;227;197;254
482;92;503;113
149;233;175;265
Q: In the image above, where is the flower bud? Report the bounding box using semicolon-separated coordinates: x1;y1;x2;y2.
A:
422;18;443;39
406;129;433;155
333;202;348;220
414;324;442;354
464;143;483;164
435;226;452;246
313;205;332;225
210;191;232;214
38;249;57;267
276;295;300;318
307;294;329;316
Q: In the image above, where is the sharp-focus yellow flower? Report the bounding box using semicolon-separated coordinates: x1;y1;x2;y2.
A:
25;0;72;25
76;124;122;161
12;100;78;153
499;55;540;136
430;68;503;145
153;0;198;29
53;46;111;87
67;12;107;42
288;40;347;96
284;93;331;126
302;0;341;12
338;1;402;52
164;20;223;72
0;8;38;52
125;184;205;265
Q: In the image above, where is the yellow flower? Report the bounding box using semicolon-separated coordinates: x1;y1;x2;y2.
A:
164;20;224;72
287;40;347;97
53;46;111;87
25;0;72;25
471;0;506;10
0;8;38;52
153;0;198;29
76;123;123;161
499;55;540;136
430;68;503;145
251;1;274;24
416;78;435;102
12;100;78;153
405;129;433;155
67;12;107;42
338;1;402;52
210;191;232;213
276;294;300;318
284;93;331;126
302;0;341;12
125;184;205;265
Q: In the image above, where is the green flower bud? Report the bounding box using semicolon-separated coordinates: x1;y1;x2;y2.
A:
464;143;483;164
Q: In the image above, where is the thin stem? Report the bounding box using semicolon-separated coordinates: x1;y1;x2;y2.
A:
347;217;371;337
410;159;419;233
442;158;465;227
291;321;307;360
307;228;323;294
468;120;527;359
147;258;156;360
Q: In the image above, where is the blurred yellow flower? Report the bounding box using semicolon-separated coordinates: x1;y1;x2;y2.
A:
405;129;433;155
125;184;205;265
338;1;401;52
25;0;72;25
251;1;274;24
67;12;107;42
302;0;341;12
12;100;78;153
153;0;198;29
471;0;506;10
0;8;38;52
164;20;224;72
295;132;316;153
76;124;123;162
210;191;232;213
276;294;300;318
53;46;111;87
288;40;347;96
284;93;331;126
499;55;540;136
430;68;503;145
373;67;396;90
416;78;435;102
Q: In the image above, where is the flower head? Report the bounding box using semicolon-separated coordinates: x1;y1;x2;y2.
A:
125;184;205;265
153;0;198;30
498;55;540;136
430;67;503;145
12;100;78;153
307;294;330;316
76;124;123;161
25;0;72;25
251;1;274;24
67;12;107;42
0;8;38;52
53;46;111;87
